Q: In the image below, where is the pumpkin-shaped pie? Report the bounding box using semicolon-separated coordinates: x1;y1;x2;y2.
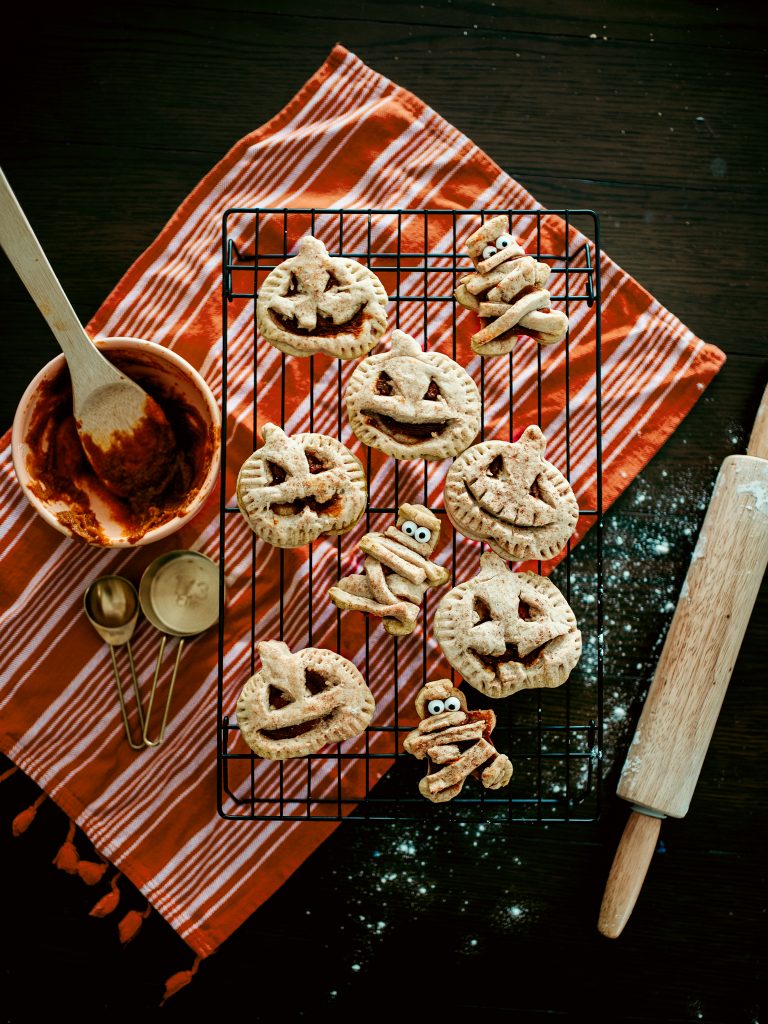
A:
444;425;578;561
237;423;366;548
345;329;481;460
256;235;389;359
237;641;376;759
433;552;581;698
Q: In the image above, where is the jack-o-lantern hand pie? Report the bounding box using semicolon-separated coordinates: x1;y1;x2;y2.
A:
434;552;581;698
444;425;578;561
404;679;513;803
345;329;481;460
237;423;366;548
454;215;569;356
256;235;389;360
237;641;375;759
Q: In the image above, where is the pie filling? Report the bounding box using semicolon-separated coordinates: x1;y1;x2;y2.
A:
270;306;368;339
365;413;448;444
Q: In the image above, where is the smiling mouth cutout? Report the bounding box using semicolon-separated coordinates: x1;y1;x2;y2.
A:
270;306;369;339
462;479;556;529
364;412;450;445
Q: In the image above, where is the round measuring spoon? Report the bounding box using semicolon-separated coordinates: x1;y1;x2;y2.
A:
138;551;220;747
0;168;176;498
83;575;145;750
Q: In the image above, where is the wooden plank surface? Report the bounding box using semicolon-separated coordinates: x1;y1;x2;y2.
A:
1;2;766;1020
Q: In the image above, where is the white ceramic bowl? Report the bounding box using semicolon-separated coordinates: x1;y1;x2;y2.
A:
12;338;221;547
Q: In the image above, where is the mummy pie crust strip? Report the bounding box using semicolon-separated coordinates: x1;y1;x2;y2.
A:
454;215;569;356
237;641;375;760
433;551;581;698
345;329;481;460
444;425;578;561
256;235;389;359
236;423;366;548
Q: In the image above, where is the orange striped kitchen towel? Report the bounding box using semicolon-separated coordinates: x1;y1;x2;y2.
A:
0;44;724;960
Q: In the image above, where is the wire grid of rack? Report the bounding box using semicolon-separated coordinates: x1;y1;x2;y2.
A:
218;207;603;823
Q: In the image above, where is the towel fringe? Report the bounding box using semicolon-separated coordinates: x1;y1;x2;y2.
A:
12;792;46;835
161;955;202;1005
90;873;122;918
52;820;79;872
0;765;19;784
119;903;152;945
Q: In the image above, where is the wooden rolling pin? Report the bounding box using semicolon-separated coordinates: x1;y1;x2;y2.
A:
598;383;768;938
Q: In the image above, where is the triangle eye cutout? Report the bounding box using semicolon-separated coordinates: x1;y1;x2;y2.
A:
286;272;301;296
269;685;293;709
375;371;395;396
304;670;328;695
267;461;287;484
486;455;505;478
529;475;557;508
323;272;341;292
304;450;329;474
473;596;493;625
423;379;441;401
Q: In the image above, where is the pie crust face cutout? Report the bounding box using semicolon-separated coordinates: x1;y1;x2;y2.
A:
237;641;375;760
433;551;581;698
454;215;569;356
256;235;389;359
236;423;367;548
345;329;481;461
328;502;450;636
403;678;513;803
443;425;578;561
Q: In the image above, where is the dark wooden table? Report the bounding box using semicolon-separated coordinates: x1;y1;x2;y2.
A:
1;3;765;1020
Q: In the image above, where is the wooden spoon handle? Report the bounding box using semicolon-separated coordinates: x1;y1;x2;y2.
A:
598;810;662;938
0;167;112;386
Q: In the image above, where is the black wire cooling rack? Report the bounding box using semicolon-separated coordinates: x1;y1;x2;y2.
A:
217;207;603;823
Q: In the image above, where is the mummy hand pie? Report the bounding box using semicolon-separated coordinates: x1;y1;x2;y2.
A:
444;425;578;561
454;216;569;356
403;679;513;803
433;552;581;698
237;423;366;548
328;503;450;636
345;329;481;460
256;235;389;359
237;641;375;759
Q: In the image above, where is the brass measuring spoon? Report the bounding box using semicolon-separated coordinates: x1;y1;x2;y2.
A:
83;575;145;750
139;551;220;747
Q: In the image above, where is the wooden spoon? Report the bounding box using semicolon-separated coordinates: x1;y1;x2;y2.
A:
0;167;176;497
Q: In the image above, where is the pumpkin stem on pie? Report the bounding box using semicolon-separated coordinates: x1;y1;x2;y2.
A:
328;502;450;635
403;678;513;803
454;215;569;356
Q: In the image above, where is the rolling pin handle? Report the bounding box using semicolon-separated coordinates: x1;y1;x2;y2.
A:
598;808;664;939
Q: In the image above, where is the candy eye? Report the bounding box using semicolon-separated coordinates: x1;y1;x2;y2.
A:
402;520;417;536
415;526;432;544
496;233;515;248
481;245;497;260
427;699;445;715
444;696;461;712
